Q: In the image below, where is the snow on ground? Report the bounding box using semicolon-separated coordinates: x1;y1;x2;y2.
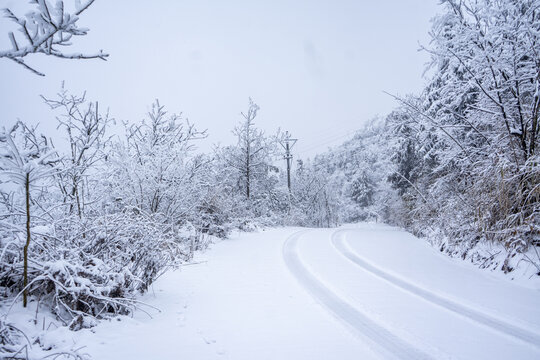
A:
72;227;376;360
3;224;540;359
295;224;540;359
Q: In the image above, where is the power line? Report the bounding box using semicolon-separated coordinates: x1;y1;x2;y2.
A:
296;130;358;156
299;127;360;150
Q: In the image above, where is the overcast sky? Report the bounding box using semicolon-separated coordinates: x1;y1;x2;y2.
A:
0;0;440;158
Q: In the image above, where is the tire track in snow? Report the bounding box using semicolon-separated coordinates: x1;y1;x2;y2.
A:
331;229;540;349
283;230;436;360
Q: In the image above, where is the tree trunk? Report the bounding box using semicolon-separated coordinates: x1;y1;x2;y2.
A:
23;172;31;308
246;146;251;199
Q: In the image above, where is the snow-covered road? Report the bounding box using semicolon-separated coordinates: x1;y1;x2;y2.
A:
77;224;540;359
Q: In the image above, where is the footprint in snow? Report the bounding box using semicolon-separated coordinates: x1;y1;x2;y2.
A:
202;336;216;344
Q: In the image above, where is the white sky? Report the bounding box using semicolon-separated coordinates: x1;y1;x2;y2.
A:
0;0;440;158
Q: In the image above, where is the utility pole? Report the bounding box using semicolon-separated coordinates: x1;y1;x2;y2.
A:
279;131;297;192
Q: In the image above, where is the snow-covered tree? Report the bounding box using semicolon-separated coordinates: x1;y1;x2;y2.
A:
0;122;59;307
412;0;540;251
112;99;206;218
309;0;540;271
42;85;112;217
226;98;274;200
288;159;340;227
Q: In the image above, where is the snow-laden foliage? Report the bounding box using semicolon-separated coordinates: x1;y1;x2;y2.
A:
286;159;340;227
109;99;207;218
0;90;210;358
310;0;540;275
392;0;540;271
1;93;299;360
214;98;290;226
0;121;61;311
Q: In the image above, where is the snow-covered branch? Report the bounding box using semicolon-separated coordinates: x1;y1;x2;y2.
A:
0;0;108;76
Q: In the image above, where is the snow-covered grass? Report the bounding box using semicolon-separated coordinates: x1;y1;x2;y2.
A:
419;226;540;289
1;301;91;359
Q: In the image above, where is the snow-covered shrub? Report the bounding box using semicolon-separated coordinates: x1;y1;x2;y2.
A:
0;121;60;308
1;92;203;329
287;159;341;228
2;211;192;322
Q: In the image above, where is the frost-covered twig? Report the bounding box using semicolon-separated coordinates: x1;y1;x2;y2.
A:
0;1;108;76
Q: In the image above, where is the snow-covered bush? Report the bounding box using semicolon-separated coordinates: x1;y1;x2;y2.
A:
286;159;341;227
0;121;60;308
3;212;192;323
0;91;203;334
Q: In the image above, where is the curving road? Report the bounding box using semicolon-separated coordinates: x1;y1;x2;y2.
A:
331;229;540;347
283;226;540;360
283;230;435;360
